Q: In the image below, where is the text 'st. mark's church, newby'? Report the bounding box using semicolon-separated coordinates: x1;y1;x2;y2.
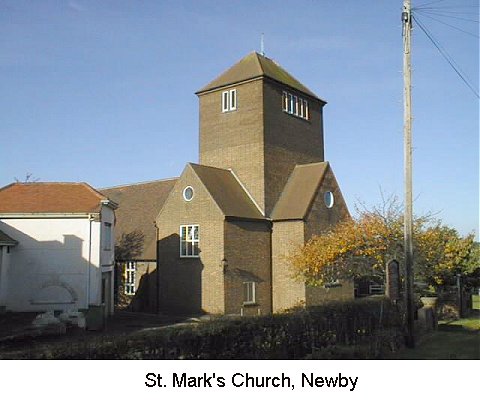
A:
103;52;352;315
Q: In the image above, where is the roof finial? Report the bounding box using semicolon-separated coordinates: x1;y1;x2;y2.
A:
260;33;265;56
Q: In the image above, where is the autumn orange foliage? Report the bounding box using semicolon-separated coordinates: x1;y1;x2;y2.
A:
290;198;478;288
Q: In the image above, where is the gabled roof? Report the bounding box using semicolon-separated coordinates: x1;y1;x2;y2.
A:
101;178;177;260
0;182;115;214
0;229;17;246
189;163;264;220
271;162;329;221
196;52;324;101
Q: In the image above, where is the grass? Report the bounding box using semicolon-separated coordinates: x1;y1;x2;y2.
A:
439;317;480;330
391;315;480;360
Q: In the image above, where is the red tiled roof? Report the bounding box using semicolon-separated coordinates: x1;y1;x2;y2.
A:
0;182;110;214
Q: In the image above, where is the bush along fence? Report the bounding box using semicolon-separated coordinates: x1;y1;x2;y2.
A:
23;297;405;359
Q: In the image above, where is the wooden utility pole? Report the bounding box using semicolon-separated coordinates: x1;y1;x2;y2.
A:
402;0;415;348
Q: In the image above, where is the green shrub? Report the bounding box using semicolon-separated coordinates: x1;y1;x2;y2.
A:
21;297;404;359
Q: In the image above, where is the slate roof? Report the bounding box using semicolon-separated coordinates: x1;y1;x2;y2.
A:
101;178;177;260
189;163;264;220
0;229;17;246
0;182;114;214
271;162;329;221
197;52;324;101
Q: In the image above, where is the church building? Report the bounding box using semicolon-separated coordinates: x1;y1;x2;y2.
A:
104;52;352;315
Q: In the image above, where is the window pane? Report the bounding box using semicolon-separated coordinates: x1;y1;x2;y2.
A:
230;90;236;109
243;282;255;303
193;242;199;256
222;91;229;111
193;226;198;240
180;239;186;256
293;96;298;115
304;100;309;119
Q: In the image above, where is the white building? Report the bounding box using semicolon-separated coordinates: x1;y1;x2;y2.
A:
0;182;117;321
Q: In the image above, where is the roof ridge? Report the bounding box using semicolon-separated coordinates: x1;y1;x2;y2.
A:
100;177;178;190
5;182;86;185
188;162;231;173
295;161;329;168
80;182;108;201
253;51;265;75
228;169;264;217
196;51;323;101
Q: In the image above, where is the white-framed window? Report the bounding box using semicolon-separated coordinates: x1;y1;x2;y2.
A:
243;281;256;304
299;97;304;118
183;186;194;201
222;89;237;112
282;90;310;121
324;191;335;208
288;93;293;114
303;99;309;120
222;91;229;112
103;222;112;251
180;224;199;257
124;261;136;295
282;91;288;111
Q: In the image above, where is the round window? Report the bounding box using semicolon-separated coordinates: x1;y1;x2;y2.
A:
324;191;334;208
183;186;194;201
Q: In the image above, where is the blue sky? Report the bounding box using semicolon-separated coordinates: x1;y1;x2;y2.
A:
1;0;478;237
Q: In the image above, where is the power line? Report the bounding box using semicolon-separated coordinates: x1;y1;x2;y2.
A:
415;10;479;23
415;10;479;38
415;7;479;14
412;14;479;98
416;0;446;7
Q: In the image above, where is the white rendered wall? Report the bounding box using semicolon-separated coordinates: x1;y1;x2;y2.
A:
99;205;115;315
0;216;103;312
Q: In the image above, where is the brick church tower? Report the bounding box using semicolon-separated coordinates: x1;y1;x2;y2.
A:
151;52;351;315
104;51;352;315
196;52;326;216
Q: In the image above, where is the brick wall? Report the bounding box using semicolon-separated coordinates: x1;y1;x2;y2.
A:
224;219;271;315
304;165;350;240
306;281;355;305
115;260;157;312
198;78;326;217
271;165;352;312
304;165;353;304
263;80;325;215
156;165;225;314
271;220;306;312
198;80;266;212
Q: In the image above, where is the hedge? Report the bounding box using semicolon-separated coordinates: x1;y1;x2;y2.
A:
11;297;405;359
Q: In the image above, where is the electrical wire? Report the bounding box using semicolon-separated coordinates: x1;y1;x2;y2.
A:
415;7;479;14
415;10;479;38
416;0;447;8
412;14;479;98
415;10;479;23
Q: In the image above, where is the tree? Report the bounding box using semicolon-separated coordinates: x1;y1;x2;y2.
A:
115;230;145;261
416;225;478;287
290;195;479;290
